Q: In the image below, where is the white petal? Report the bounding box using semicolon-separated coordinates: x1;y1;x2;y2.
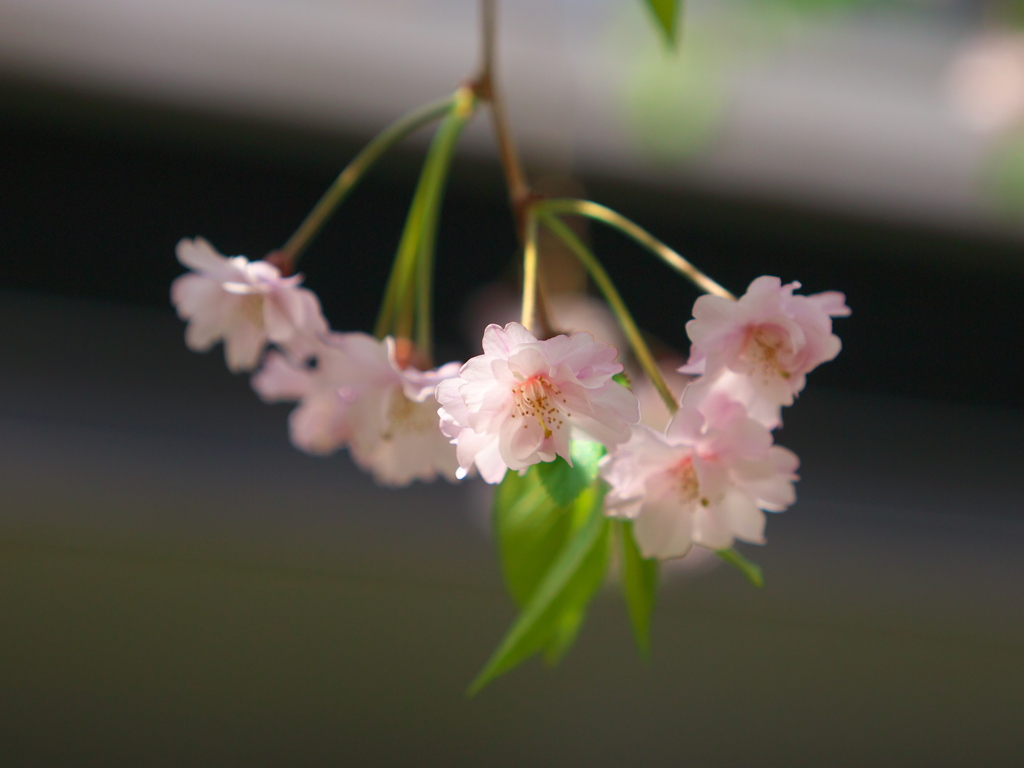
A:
175;237;229;274
482;322;538;357
718;489;767;544
288;398;350;456
633;501;695;560
692;502;735;551
171;273;220;321
251;351;311;402
222;315;266;373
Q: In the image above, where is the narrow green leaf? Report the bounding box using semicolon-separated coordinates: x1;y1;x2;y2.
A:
541;512;611;666
469;486;610;695
616;521;659;657
493;468;574;606
542;605;585;666
641;0;683;47
612;371;632;389
717;548;764;588
534;441;604;507
374;91;474;342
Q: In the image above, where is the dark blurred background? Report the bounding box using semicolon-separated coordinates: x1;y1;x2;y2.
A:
1;1;1022;766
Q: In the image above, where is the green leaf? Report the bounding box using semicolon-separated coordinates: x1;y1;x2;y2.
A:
493;467;575;607
542;604;587;666
641;0;683;47
716;548;764;588
469;478;611;695
374;90;474;343
534;441;604;507
616;521;659;657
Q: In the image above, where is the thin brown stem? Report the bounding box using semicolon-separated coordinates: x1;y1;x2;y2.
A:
477;0;531;233
479;0;495;87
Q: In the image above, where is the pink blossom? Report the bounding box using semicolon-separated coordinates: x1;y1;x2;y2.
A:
681;276;850;427
600;393;799;560
252;332;461;486
251;332;383;457
347;339;463;486
171;237;328;372
436;322;639;484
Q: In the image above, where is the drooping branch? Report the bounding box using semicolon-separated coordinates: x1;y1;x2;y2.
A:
477;0;532;235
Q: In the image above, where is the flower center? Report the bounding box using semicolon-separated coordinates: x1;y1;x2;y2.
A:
240;294;265;328
382;389;437;440
739;325;792;383
510;375;569;440
673;456;702;506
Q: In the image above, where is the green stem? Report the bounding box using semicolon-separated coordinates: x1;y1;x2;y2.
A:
414;99;476;356
374;88;476;348
536;199;735;300
413;202;439;355
278;95;456;271
519;207;540;332
538;212;678;414
376;174;429;341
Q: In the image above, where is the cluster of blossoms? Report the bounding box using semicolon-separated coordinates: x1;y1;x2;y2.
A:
166;4;855;692
599;277;849;559
172;238;460;486
173;238;848;562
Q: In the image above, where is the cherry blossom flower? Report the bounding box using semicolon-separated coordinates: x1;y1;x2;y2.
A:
347;339;463;486
252;332;461;486
600;392;799;560
436;322;639;484
251;332;383;456
171;237;328;372
680;276;850;428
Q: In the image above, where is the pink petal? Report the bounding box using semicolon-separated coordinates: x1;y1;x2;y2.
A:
251;351;311;402
288;398;350;456
222;312;266;373
481;322;538;357
175;237;229;275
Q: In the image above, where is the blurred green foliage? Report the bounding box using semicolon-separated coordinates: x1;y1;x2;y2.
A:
615;520;659;656
642;0;684;46
626;0;896;164
470;448;611;693
983;132;1024;215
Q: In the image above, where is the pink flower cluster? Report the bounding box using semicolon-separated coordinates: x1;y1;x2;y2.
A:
599;276;849;559
171;238;462;486
172;241;848;557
